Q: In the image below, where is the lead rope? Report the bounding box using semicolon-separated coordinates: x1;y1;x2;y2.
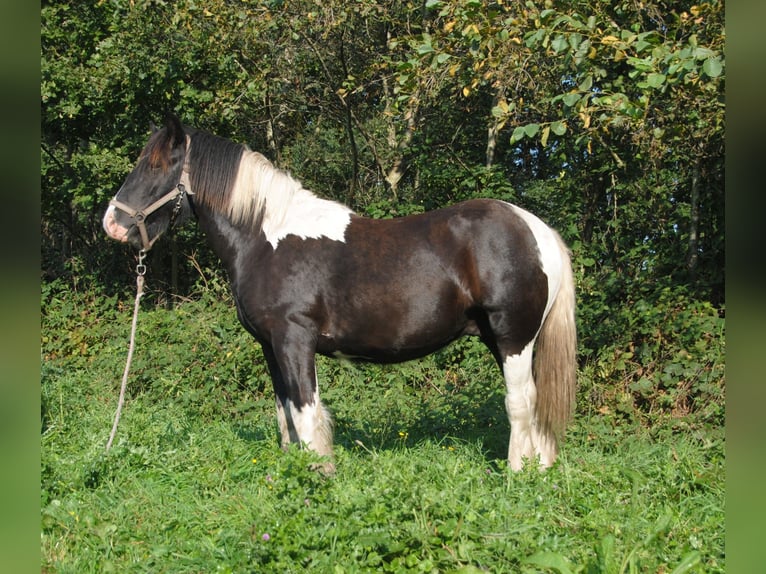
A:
106;249;148;452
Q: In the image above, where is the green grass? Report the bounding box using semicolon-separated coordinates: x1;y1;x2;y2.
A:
41;285;724;573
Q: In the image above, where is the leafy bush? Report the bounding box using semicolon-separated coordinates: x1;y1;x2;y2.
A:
576;283;724;431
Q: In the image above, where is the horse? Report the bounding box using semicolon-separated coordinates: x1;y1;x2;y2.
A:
103;114;577;472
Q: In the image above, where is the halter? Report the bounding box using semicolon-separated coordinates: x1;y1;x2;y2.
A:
109;144;194;252
109;183;191;252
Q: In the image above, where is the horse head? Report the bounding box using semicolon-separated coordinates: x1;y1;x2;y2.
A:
103;114;193;251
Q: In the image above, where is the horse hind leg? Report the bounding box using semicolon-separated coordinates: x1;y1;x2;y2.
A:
501;342;536;470
501;340;557;470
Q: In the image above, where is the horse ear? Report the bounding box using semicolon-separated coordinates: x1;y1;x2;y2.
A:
164;113;186;147
150;121;159;133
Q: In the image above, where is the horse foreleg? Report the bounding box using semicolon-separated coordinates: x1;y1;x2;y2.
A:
282;379;334;459
282;376;335;474
264;340;335;471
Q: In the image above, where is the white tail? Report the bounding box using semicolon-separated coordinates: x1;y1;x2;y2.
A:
533;231;577;439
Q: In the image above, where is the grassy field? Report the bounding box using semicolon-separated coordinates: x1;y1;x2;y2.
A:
41;285;724;573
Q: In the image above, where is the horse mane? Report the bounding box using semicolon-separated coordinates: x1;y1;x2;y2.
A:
186;130;246;217
141;128;181;172
187;129;354;237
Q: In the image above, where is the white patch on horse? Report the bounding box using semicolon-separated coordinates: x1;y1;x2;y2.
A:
263;188;352;249
503;341;556;470
503;342;537;470
500;203;566;470
102;204;129;242
229;150;353;249
503;342;559;470
279;383;333;458
506;203;564;318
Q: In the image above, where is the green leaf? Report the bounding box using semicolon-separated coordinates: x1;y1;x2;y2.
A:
562;92;581;107
669;551;702;574
597;535;618;572
692;46;715;60
417;43;434;55
635;39;653;53
523;551;576;574
646;72;666;88
523;123;540;137
578;74;593;92
510;126;526;144
551;120;567;135
627;56;653;72
569;33;582;51
702;56;723;78
551;35;569;53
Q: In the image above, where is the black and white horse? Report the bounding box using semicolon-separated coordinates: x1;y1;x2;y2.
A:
103;115;577;471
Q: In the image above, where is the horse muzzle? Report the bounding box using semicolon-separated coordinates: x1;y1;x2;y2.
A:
103;204;130;243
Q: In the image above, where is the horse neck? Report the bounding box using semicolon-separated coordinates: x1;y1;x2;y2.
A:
193;203;269;281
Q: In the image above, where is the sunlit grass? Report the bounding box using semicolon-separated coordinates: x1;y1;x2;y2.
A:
41;289;724;572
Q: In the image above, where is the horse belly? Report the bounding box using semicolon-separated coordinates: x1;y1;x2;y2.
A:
317;283;471;363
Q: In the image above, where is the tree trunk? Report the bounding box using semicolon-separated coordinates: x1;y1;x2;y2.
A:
265;88;281;164
486;87;506;168
338;32;360;205
687;160;701;279
382;84;419;200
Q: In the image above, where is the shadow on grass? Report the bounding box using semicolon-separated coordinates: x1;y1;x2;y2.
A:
324;361;511;461
337;400;509;461
228;344;516;463
228;375;510;462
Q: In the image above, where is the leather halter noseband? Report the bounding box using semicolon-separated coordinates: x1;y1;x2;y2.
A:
109;147;194;252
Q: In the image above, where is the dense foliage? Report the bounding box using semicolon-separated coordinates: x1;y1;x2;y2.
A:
41;1;724;570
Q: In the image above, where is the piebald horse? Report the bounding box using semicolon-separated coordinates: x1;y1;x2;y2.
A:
103;115;576;472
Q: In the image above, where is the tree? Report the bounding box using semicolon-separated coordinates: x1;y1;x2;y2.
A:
41;0;724;308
